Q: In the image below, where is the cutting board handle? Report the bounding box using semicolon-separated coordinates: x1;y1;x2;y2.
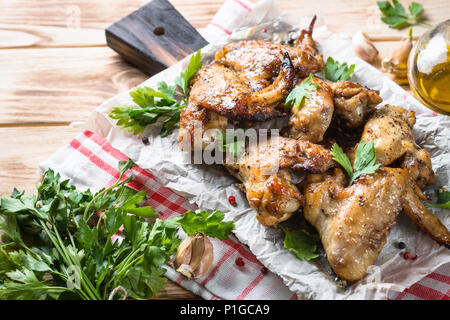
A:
106;0;209;76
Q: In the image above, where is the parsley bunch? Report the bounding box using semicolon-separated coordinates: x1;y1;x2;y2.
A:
331;140;381;186
109;50;203;136
377;1;431;29
0;160;234;300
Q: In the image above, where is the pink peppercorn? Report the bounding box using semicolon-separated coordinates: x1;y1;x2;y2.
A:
403;251;411;260
235;257;245;267
228;195;236;205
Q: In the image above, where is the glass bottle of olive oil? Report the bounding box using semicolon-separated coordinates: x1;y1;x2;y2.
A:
408;20;450;115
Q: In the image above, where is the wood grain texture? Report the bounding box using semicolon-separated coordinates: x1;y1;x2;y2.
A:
0;47;147;124
0;0;447;48
106;0;208;76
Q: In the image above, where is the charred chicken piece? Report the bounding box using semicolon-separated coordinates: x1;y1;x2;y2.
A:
328;81;383;128
283;76;334;143
186;54;295;122
215;16;324;92
226;136;333;226
357;105;436;188
303;167;450;282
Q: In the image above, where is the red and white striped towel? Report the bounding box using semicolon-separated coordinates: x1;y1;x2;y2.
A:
39;130;450;300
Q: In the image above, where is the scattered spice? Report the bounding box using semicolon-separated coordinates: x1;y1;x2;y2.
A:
403;251;411;260
261;267;269;274
142;137;149;145
411;255;418;261
235;257;245;267
228;195;236;205
262;28;267;33
397;241;407;249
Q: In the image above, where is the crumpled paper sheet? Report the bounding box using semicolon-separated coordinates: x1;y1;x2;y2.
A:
83;0;449;299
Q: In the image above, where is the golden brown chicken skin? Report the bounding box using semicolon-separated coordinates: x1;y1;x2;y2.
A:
186;54;295;122
215;16;324;91
328;81;383;128
283;77;334;143
357;105;436;188
178;102;228;151
303;167;450;282
226;136;333;226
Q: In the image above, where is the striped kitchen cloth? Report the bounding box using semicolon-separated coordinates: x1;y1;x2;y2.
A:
38;130;450;300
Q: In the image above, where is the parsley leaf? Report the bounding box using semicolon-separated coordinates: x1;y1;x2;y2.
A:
109;50;203;137
279;226;320;261
175;49;203;96
331;139;381;186
285;74;318;109
174;209;235;240
218;131;248;158
323;57;355;82
425;191;450;209
377;1;430;29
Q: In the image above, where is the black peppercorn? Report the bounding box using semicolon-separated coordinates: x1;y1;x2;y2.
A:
397;241;406;249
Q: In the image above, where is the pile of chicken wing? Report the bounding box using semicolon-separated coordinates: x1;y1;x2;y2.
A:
178;17;450;282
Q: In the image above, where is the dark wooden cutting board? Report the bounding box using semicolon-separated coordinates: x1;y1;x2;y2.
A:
106;0;209;76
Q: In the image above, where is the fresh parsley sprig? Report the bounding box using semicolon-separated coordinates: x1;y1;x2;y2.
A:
218;131;248;158
0;160;235;300
377;1;431;29
323;57;355;82
285;74;318;109
425;190;450;209
109;50;203;137
331;139;381;186
279;225;320;261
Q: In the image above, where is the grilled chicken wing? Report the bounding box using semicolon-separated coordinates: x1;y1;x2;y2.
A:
303;167;450;282
226;136;333;226
357;105;436;188
283;77;334;143
178;102;228;151
215;16;324;91
187;54;295;122
329;81;382;128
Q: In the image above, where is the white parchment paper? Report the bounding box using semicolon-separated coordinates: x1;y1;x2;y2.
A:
83;1;449;299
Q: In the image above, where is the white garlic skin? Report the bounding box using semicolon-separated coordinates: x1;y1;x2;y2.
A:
352;31;379;63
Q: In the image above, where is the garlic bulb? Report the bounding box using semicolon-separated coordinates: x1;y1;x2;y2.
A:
175;233;213;280
352;31;379;63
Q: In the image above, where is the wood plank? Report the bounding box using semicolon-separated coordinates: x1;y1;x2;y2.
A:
0;47;148;125
0;0;447;48
0;125;200;300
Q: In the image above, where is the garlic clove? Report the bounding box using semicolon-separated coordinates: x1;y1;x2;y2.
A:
382;29;414;84
175;233;214;280
352;31;379;63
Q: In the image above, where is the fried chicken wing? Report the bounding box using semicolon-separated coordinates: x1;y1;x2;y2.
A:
283;77;334;143
329;81;382;128
215;16;324;91
226;136;333;226
357;105;436;188
303;167;450;282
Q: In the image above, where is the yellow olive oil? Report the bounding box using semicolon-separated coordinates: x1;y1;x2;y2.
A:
412;45;450;114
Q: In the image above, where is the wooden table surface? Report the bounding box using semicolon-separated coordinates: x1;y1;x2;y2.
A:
0;0;448;299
